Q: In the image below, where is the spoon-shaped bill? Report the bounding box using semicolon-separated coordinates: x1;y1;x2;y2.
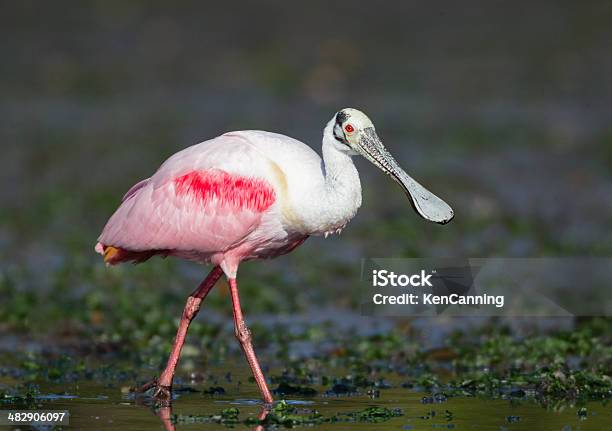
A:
358;128;454;224
392;169;455;224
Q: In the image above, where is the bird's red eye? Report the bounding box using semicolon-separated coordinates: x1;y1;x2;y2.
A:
345;124;354;133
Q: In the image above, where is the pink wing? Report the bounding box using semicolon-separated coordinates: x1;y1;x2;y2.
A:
96;136;277;262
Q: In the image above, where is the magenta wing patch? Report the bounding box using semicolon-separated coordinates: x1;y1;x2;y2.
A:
173;170;276;212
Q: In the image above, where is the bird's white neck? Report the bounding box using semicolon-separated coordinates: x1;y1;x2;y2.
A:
299;120;362;235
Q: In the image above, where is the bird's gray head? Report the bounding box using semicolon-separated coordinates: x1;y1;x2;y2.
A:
331;107;454;225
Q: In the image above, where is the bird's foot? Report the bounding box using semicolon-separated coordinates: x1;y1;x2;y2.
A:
152;385;172;403
132;378;173;405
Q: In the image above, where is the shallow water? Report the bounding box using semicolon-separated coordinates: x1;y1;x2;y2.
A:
2;369;609;430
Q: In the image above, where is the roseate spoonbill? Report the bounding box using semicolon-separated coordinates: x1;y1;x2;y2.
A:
95;108;453;404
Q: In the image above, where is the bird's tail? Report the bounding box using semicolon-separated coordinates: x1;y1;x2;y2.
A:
95;242;160;265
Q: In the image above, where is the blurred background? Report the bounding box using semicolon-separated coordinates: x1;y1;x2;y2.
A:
0;1;611;429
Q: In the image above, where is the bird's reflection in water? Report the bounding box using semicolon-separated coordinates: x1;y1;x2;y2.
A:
154;403;271;431
156;405;174;431
251;406;271;431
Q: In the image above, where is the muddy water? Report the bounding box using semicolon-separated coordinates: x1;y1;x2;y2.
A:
2;369;609;430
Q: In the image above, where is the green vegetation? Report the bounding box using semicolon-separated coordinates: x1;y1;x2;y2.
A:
171;401;404;427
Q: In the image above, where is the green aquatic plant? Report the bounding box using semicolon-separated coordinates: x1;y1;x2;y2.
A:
0;384;40;409
348;406;403;422
172;401;403;428
172;407;241;426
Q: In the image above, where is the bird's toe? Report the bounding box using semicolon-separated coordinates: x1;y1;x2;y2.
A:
152;385;173;403
132;378;173;405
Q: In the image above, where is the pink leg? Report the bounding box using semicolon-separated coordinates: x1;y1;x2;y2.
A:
228;278;274;404
139;266;223;400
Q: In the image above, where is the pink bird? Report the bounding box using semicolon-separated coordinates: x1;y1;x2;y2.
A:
95;108;454;404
